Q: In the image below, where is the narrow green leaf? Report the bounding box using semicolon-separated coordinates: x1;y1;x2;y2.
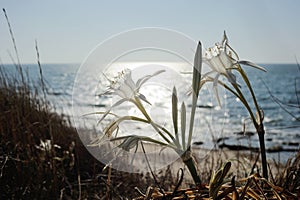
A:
192;42;202;98
83;111;118;118
172;87;179;138
221;161;231;179
103;115;149;137
118;136;139;151
181;102;186;149
110;135;173;149
133;97;172;144
237;68;260;126
209;161;232;199
187;42;202;148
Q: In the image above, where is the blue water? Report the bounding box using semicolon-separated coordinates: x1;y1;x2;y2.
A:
1;63;300;162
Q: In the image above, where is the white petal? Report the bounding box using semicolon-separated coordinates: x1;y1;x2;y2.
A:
210;56;226;73
222;31;228;46
219;50;235;68
124;73;137;91
238;60;267;72
213;73;222;107
114;89;127;99
226;71;237;85
118;83;134;98
98;99;127;123
136;70;165;88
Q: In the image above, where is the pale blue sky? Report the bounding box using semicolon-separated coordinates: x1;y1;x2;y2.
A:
1;0;299;64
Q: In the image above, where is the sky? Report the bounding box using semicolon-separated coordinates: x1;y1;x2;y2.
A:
1;0;300;64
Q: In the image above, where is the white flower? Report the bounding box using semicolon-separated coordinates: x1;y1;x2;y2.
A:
104;69;165;102
203;32;266;105
99;69;165;121
204;41;236;84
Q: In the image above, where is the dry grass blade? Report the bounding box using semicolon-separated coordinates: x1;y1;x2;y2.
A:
251;176;268;199
35;40;46;99
140;142;165;198
2;8;23;83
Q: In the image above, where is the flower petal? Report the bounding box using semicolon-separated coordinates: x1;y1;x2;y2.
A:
219;50;235;68
222;31;228;46
136;70;165;88
213;73;222;106
210;56;226;74
98;98;127;123
118;83;134;99
226;71;237;85
238;60;267;72
124;71;137;90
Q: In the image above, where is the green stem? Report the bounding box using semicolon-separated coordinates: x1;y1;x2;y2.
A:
134;97;202;184
155;123;181;149
258;123;268;180
181;149;201;185
238;67;262;126
187;93;197;149
235;68;268;179
133;98;173;144
232;84;257;126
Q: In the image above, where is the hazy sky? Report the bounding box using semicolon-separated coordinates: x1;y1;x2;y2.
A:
1;1;299;64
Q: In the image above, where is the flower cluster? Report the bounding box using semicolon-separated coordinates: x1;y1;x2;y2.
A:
203;32;265;106
103;69;165;103
204;38;237;84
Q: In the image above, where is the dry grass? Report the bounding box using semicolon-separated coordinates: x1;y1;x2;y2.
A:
0;66;162;199
0;9;175;199
134;150;300;199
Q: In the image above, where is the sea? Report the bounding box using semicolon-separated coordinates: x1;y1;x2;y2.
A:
2;62;300;163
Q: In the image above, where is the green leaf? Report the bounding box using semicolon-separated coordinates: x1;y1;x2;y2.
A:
209;161;232;199
172;87;179;137
192;42;202;98
104;115;149;137
221;161;232;179
181;102;186;149
110;135;172;150
187;42;202;148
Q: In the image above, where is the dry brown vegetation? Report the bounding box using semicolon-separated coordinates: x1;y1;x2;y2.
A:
0;67;159;199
